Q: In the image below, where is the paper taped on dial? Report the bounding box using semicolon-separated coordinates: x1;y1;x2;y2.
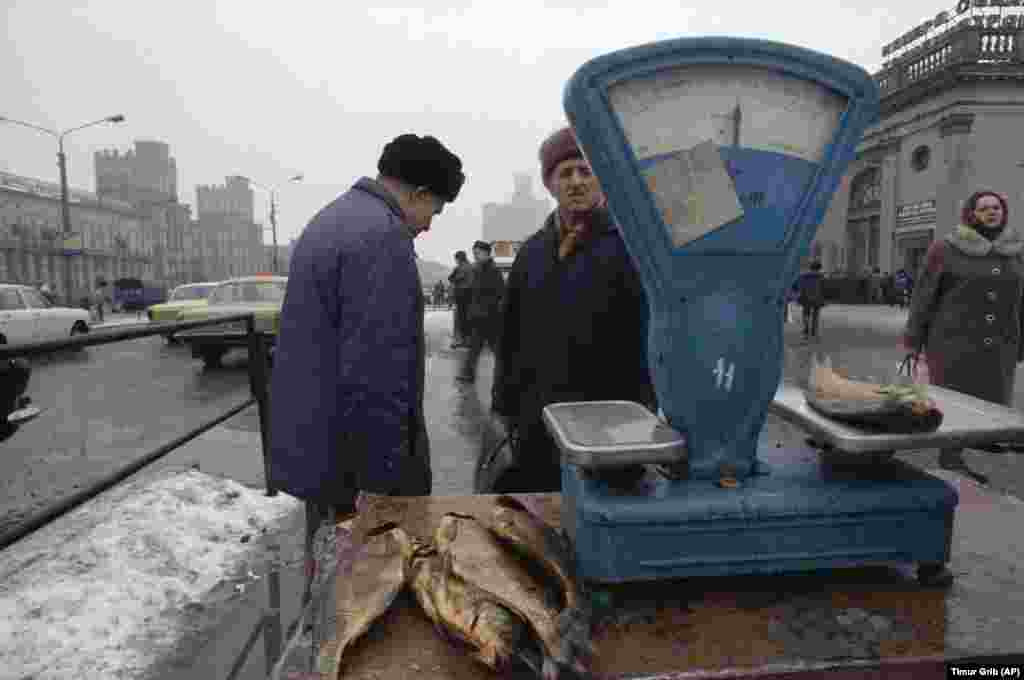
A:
643;140;745;248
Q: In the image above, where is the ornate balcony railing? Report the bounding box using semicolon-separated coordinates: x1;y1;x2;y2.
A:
875;25;1024;102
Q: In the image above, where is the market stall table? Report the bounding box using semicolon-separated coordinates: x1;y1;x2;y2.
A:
316;465;1024;680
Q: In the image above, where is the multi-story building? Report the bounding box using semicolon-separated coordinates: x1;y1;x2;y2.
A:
0;171;153;301
816;9;1024;277
481;174;552;273
195;176;262;280
94;140;192;285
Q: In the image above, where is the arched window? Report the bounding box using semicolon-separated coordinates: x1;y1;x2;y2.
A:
849;167;881;210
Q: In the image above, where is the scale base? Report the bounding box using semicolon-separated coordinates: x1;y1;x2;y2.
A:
561;440;958;585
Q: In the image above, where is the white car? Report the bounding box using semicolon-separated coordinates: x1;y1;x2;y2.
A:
0;284;91;345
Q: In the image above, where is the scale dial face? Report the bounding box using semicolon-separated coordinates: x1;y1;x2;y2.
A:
608;63;847;164
606;63;848;248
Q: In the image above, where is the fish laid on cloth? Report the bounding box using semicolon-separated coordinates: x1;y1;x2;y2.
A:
805;355;943;433
435;512;590;678
321;523;406;679
393;525;544;674
488;496;594;666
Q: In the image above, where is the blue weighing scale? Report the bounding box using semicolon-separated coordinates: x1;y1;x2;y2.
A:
542;37;959;586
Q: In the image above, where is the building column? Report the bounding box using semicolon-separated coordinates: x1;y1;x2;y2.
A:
879;153;899;274
937;113;975;240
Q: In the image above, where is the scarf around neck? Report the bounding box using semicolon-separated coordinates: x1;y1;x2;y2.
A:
556;202;606;260
946;223;1024;257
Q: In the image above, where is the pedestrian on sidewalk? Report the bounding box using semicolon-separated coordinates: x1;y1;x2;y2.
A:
93;280;108;324
457;240;505;383
449;250;473;347
268;133;464;526
796;261;826;340
894;268;912;308
904;190;1023;485
489;126;656;493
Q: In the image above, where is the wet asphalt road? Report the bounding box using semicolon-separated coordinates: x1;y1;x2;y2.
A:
0;310;491;535
4;305;1024;538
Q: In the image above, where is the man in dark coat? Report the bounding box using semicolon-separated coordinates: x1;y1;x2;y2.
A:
268;133;464;519
491;127;656;493
448;250;474;347
457;240;505;383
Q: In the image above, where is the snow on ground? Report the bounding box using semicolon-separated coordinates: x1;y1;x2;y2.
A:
0;468;301;679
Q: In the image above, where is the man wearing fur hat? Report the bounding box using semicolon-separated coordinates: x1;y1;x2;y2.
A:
269;134;464;518
489;127;656;492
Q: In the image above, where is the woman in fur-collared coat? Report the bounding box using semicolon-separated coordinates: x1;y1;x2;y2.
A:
904;190;1024;484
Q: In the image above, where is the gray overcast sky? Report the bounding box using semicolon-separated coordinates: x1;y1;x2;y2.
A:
1;1;946;266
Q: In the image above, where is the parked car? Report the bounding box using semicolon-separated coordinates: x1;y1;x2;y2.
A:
0;284;91;346
176;275;286;368
146;281;220;343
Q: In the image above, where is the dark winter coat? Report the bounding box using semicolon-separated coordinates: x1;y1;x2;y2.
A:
468;258;505;328
267;177;430;505
796;271;826;308
494;207;656;476
904;223;1024;406
448;262;474;292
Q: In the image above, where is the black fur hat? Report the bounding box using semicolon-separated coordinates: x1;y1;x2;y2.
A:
378;134;465;202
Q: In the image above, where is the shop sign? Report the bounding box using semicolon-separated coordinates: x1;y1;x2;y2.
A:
882;0;1024;63
62;233;83;256
896;200;937;221
491;240;520;259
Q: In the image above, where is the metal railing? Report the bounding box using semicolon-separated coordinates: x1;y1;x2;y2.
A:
0;313;291;678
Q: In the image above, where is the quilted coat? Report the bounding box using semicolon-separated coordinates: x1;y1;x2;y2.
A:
267;178;430;504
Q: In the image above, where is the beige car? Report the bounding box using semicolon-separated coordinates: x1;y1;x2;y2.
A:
175;275;286;368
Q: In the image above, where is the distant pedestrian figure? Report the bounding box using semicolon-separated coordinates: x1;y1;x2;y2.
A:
457;240;505;383
904;190;1023;484
894;268;912;308
796;261;826;340
93;281;108;324
432;280;446;307
38;282;56;305
448;250;474;347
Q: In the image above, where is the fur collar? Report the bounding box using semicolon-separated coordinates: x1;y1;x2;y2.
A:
946;223;1024;257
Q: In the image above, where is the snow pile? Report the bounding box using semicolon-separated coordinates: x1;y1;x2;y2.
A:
0;469;301;679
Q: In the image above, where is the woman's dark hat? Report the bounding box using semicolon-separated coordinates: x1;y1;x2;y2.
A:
473;240;492;252
378;134;465;202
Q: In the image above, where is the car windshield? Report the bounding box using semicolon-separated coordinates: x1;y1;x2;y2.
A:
171;286;212;301
208;281;285;305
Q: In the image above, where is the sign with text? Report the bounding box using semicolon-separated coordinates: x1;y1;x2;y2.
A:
491;240;519;259
883;0;1024;63
62;234;83;256
896;200;937;225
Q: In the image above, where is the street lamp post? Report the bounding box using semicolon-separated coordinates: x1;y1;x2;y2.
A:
242;174;303;274
0;114;125;304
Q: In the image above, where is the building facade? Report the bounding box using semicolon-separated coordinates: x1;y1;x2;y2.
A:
815;20;1024;277
95;140;194;285
195;176;263;281
0;171;153;301
481;174;552;271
